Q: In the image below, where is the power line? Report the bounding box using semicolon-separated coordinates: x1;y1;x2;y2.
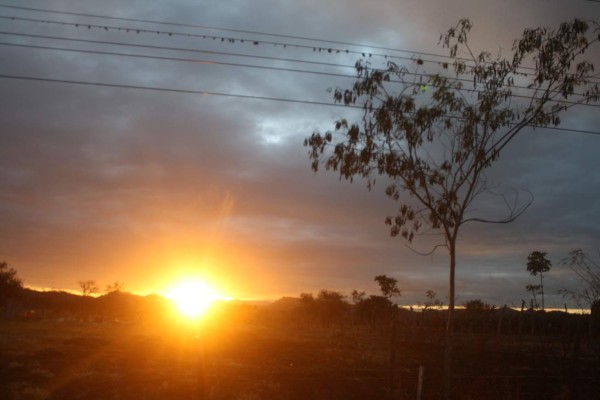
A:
0;41;356;80
1;30;596;105
0;30;350;69
0;3;472;61
1;3;599;84
0;72;356;107
0;14;418;63
4;12;599;87
1;73;598;136
2;39;598;109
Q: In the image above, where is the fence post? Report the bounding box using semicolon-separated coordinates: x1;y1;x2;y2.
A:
416;365;424;400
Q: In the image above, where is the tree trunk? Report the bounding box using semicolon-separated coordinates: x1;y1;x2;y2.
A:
443;239;456;400
540;272;545;311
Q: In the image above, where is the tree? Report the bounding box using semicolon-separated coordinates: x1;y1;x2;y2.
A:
305;19;599;399
526;251;552;310
350;289;366;304
0;261;23;305
424;289;443;309
374;275;401;300
315;290;348;326
78;280;99;297
463;298;494;311
104;281;124;294
560;248;600;310
525;283;542;309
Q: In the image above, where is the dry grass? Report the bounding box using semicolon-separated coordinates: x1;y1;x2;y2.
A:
0;320;388;399
2;317;598;399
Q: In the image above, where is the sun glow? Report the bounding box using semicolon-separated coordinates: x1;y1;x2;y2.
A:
166;280;221;318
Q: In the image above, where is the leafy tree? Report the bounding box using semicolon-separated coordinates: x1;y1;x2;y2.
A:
463;298;494;311
78;280;99;297
305;19;599;398
316;290;348;326
299;292;315;305
526;251;552;310
354;295;393;327
0;261;23;305
560;249;600;310
350;289;366;304
374;275;401;300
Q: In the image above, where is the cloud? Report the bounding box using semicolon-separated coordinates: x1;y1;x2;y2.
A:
1;0;598;306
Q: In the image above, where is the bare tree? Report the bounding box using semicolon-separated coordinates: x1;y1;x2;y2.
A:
79;280;99;297
560;249;600;310
526;283;542;309
305;19;599;399
104;281;124;294
424;290;443;310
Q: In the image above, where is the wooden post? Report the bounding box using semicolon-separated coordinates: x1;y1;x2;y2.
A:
388;307;398;400
416;365;424;400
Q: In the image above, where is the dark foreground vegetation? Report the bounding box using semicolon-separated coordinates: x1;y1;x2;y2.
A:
1;290;599;400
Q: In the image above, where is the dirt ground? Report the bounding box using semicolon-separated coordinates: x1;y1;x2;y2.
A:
0;320;390;400
1;318;599;399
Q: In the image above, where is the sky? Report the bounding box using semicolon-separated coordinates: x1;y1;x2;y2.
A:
0;0;599;308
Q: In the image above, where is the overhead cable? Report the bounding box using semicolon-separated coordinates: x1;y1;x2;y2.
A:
1;31;596;103
2;13;599;86
1;73;598;136
1;3;599;83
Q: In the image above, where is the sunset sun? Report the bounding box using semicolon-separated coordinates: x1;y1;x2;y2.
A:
166;280;220;318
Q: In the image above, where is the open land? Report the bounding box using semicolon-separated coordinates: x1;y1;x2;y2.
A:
1;306;599;400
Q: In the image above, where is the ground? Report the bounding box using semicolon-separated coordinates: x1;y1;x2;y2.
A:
1;314;599;399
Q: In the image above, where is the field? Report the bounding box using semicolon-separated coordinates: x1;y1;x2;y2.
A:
1;310;599;400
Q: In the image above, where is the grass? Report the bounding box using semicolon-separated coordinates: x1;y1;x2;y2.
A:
1;315;599;399
0;320;388;399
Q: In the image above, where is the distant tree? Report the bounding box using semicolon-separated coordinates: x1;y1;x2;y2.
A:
299;292;315;305
298;292;317;326
351;289;366;304
526;251;552;310
374;275;401;300
463;299;494;311
354;295;394;326
560;249;600;310
305;19;599;399
0;261;23;305
525;284;542;309
424;290;443;309
316;290;348;326
104;281;124;294
79;280;99;297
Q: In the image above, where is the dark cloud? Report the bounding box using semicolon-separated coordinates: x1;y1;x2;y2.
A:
1;1;599;307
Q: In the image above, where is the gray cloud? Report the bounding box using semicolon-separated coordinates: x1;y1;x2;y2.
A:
1;0;599;307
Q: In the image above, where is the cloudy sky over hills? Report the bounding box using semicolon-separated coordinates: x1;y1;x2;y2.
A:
0;0;599;307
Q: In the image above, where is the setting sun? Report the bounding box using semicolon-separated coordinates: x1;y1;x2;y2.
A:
166;280;221;318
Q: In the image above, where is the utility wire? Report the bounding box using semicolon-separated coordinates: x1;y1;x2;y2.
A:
0;41;355;80
0;3;483;61
0;14;418;62
1;3;599;83
1;30;596;103
0;30;348;69
3;13;599;86
2;40;598;109
1;73;598;136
